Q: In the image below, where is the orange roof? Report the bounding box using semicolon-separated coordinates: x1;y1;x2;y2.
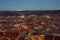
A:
22;25;29;30
0;31;19;38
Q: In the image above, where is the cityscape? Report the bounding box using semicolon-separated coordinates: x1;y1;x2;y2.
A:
0;10;60;40
0;0;60;40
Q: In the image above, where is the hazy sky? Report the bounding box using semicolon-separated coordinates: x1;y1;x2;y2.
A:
0;0;60;11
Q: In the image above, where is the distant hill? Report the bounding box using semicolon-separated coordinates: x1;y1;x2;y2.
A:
0;10;60;16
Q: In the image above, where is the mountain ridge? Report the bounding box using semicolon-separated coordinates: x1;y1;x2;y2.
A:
0;10;60;16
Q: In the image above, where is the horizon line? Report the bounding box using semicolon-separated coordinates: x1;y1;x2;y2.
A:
0;9;60;11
